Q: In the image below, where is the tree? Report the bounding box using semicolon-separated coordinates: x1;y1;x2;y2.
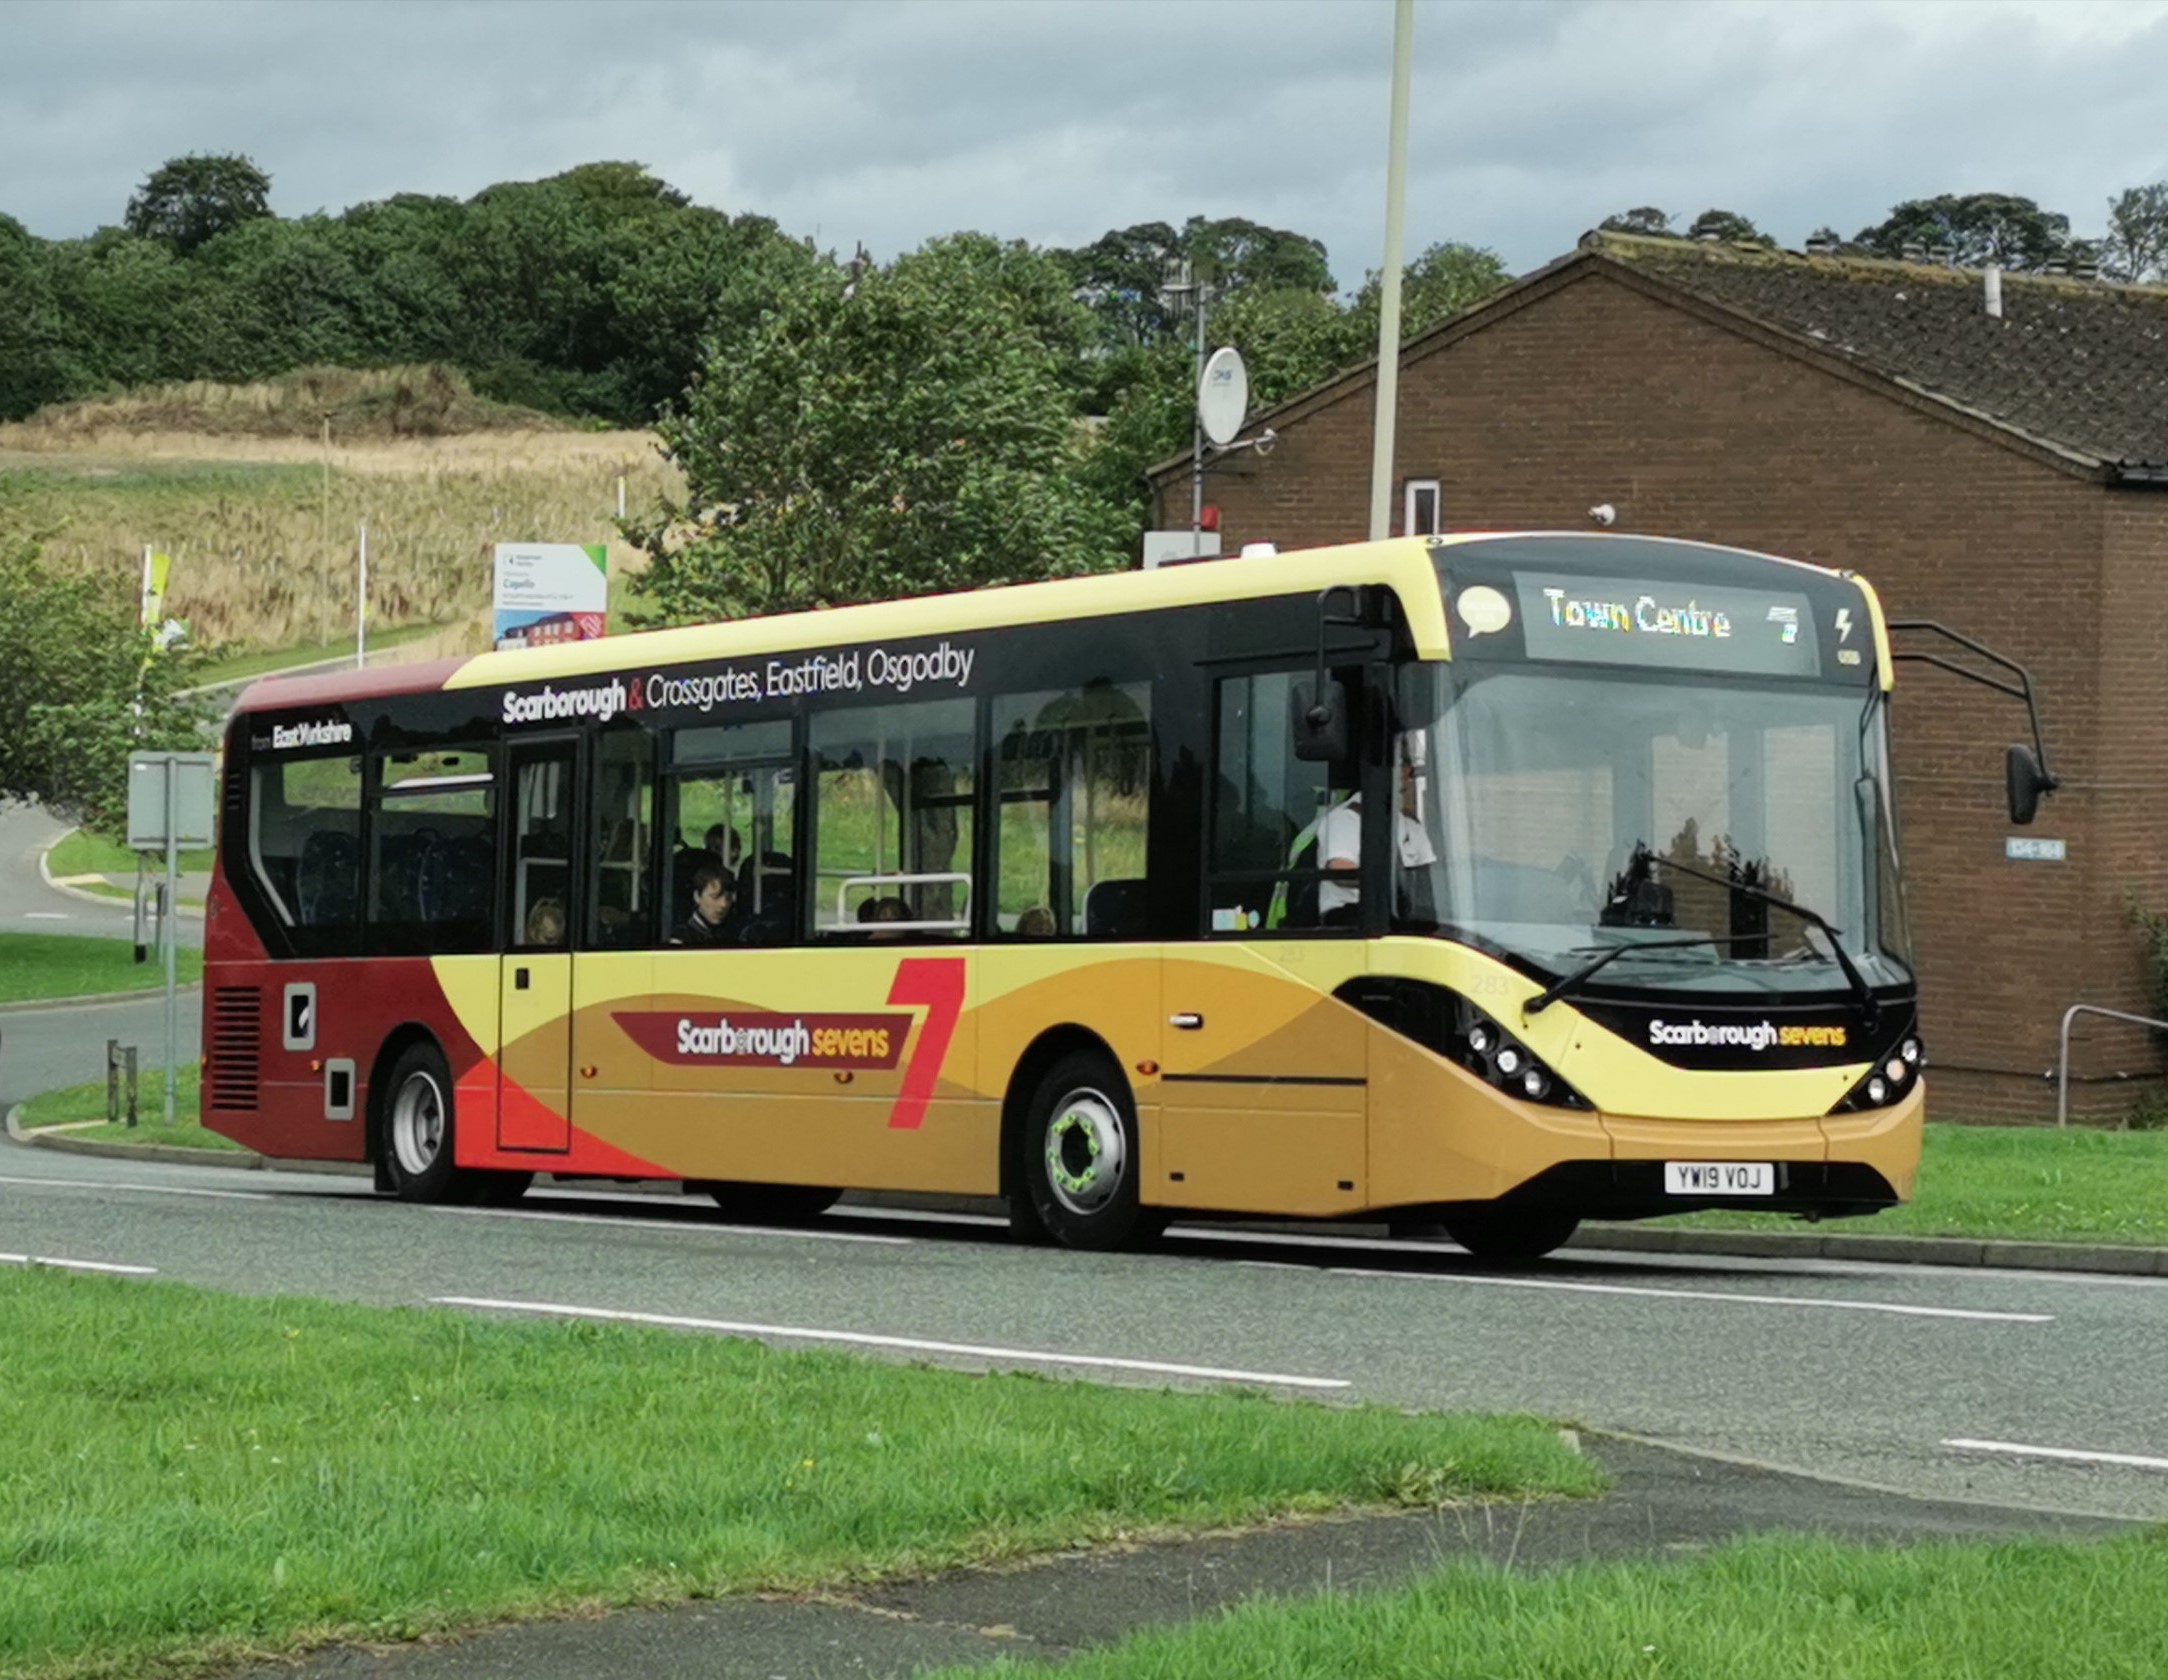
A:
1056;214;1335;355
1852;193;2071;269
1686;208;1764;244
629;234;1131;624
124;154;274;255
1600;207;1676;237
0;499;203;834
1348;241;1511;342
2103;182;2168;282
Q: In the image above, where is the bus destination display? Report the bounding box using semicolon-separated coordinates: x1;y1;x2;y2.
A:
1511;574;1823;677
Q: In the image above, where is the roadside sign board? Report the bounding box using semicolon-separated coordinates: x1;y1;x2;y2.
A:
493;543;609;649
1143;531;1222;569
126;752;216;850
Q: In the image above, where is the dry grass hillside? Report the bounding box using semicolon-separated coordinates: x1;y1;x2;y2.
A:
0;367;680;654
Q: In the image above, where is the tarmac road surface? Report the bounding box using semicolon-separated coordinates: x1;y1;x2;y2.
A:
3;1141;2164;1526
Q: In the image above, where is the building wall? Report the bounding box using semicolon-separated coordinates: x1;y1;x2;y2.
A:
1155;269;2162;1121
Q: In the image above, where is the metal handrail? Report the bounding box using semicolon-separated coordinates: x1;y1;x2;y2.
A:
2055;1004;2168;1126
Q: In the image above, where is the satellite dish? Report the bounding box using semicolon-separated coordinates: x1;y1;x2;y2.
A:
1197;347;1249;446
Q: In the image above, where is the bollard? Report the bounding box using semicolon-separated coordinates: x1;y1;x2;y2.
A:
124;1047;139;1129
107;1039;121;1124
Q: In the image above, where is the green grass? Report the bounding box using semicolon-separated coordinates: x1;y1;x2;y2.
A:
932;1529;2168;1680
1647;1122;2168;1247
191;618;451;688
0;934;201;1005
0;1269;1600;1680
17;1067;247;1151
46;830;214;878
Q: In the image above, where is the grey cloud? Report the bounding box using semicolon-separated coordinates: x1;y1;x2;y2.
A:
3;0;2165;283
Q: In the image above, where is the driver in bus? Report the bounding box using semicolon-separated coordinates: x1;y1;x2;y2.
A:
672;864;736;946
1317;732;1437;924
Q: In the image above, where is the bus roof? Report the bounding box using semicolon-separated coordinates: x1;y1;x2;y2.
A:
231;531;1884;715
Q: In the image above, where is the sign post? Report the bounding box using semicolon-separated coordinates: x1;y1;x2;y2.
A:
128;752;215;1126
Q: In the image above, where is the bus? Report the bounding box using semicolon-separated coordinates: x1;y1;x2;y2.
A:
202;532;2045;1260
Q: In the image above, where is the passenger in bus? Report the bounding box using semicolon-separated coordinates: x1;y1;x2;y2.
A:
857;895;909;940
704;824;744;874
1316;743;1436;923
1016;905;1057;938
672;865;735;946
523;897;567;947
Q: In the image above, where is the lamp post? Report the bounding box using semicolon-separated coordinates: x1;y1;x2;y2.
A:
1162;257;1212;554
1367;0;1415;540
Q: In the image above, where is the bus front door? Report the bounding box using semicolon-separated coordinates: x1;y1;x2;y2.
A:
499;740;577;1153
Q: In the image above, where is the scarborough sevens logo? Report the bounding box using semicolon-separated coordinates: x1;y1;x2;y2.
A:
613;957;965;1130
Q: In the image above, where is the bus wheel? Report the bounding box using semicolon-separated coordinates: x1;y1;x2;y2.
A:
382;1042;464;1204
700;1182;841;1223
1024;1053;1155;1251
1441;1210;1580;1264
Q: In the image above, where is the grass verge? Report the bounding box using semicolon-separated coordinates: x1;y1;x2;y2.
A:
0;934;202;1006
0;1269;1600;1679
46;830;215;879
929;1528;2168;1680
16;1067;245;1152
1648;1122;2168;1247
191;618;453;689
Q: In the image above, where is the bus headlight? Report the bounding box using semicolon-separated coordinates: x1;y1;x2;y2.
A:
1453;1004;1588;1111
1833;1030;1925;1112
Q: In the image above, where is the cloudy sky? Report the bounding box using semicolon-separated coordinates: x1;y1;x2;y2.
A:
7;0;2167;282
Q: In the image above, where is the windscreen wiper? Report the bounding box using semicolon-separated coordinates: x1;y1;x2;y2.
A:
1620;843;1881;1027
1523;934;1742;1016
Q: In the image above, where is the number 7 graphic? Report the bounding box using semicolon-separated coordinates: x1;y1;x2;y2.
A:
887;957;966;1130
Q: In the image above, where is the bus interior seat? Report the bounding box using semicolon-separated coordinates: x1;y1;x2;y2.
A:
297;831;358;926
736;851;796;943
1083;878;1148;939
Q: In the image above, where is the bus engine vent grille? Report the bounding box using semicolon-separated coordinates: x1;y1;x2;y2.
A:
209;988;261;1112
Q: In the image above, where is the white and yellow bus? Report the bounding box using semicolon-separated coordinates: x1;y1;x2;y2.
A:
204;532;2039;1259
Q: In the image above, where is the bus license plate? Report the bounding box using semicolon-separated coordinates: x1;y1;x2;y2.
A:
1664;1161;1774;1196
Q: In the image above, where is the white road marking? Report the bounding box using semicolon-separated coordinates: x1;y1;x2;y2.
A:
0;1252;156;1275
434;1296;1351;1390
1333;1266;2052;1323
826;1204;1010;1230
23;911;70;920
0;1173;270;1201
1945;1438;2168;1474
435;1206;910;1246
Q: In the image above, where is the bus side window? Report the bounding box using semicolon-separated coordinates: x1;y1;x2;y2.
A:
1208;671;1340;934
367;745;495;954
991;681;1152;938
588;729;655;949
253;752;363;944
811;698;975;938
667;719;796;947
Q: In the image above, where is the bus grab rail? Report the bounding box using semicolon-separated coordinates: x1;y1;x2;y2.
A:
833;872;972;932
2054;1003;2168;1127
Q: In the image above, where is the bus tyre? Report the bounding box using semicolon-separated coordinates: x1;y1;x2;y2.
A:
1441;1210;1580;1264
1023;1053;1157;1252
701;1182;842;1223
381;1041;466;1205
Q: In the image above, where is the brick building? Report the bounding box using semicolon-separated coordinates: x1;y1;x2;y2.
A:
1150;231;2168;1121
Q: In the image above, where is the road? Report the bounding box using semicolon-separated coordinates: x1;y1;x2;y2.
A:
0;801;205;947
3;1140;2164;1524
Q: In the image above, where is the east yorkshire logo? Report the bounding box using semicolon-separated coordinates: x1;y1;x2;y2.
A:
267;718;353;750
1649;1019;1848;1051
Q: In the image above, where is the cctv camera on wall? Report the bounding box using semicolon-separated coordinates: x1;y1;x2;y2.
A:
1589;503;1617;527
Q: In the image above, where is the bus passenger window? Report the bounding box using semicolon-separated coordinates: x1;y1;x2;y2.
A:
510;754;571;949
812;698;975;938
666;719;796;947
589;729;654;949
991;681;1152;938
368;746;495;954
252;752;364;944
1209;671;1340;934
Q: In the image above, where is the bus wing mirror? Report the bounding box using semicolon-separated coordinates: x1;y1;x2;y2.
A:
1291;679;1349;762
2006;744;2056;827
